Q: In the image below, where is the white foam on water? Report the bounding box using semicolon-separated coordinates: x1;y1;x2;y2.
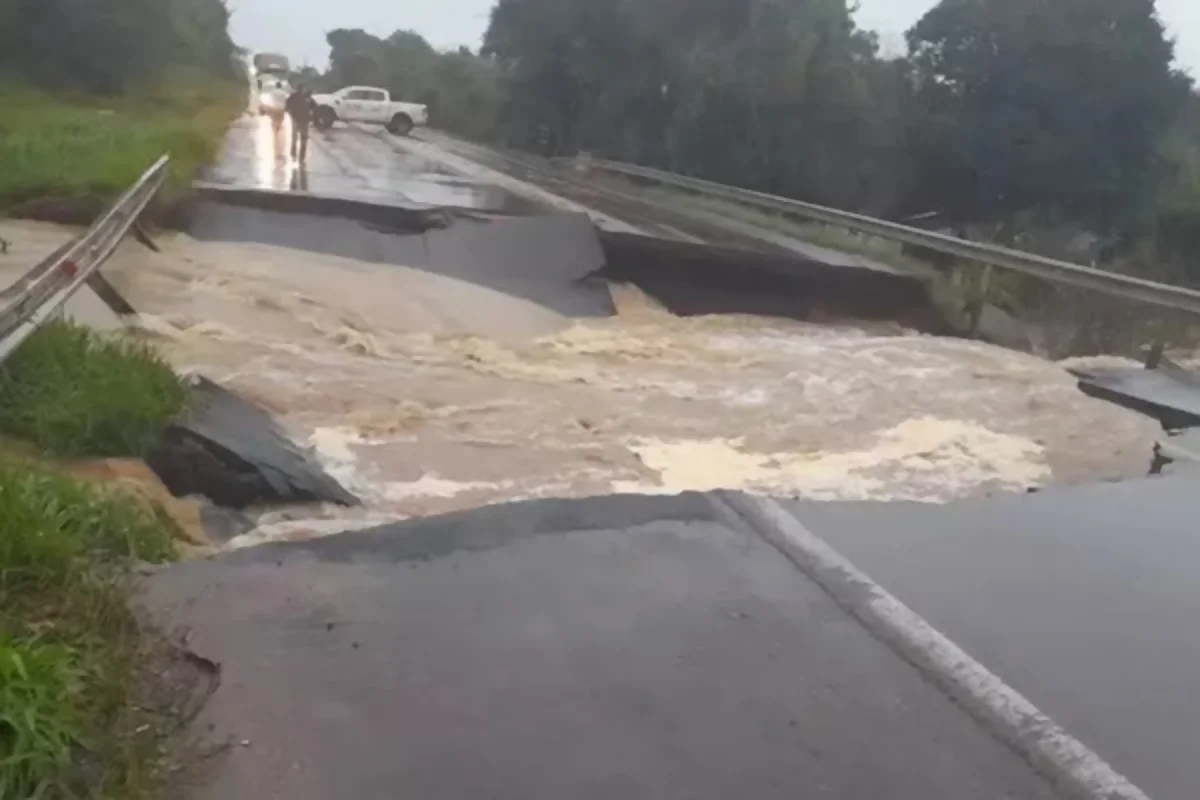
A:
382;474;512;501
616;417;1051;503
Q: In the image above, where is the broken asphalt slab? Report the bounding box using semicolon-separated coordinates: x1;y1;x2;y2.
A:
787;472;1200;800
1072;360;1200;429
599;230;951;331
146;376;358;510
186;202;615;321
189;183;456;232
144;492;1100;800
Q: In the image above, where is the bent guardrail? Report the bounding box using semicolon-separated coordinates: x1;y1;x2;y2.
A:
0;155;170;362
578;158;1200;317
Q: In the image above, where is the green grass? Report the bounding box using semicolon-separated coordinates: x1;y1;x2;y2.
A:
0;321;189;797
0;322;187;458
0;77;243;208
0;464;179;799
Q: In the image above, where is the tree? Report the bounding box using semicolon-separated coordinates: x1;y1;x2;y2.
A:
0;0;237;94
907;0;1190;229
325;29;503;141
483;0;906;210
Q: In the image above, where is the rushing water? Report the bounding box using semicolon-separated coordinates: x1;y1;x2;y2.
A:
79;224;1160;550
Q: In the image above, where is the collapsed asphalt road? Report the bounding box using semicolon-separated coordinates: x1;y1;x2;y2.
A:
43;116;1188;797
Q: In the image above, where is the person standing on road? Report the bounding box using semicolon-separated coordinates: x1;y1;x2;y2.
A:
286;85;316;164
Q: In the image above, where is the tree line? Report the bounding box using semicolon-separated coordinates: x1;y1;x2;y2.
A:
5;0;1198;277
0;0;240;94
322;0;1200;279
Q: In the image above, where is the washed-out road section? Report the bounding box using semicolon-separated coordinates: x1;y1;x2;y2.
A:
3;111;1175;799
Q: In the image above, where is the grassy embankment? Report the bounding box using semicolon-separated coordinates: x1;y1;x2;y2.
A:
0;323;189;799
0;76;239;796
0;77;243;212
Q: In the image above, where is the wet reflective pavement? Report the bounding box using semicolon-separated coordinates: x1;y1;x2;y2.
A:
789;474;1200;800
200;114;541;214
145;494;1061;800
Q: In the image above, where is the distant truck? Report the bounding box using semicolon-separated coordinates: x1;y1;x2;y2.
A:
311;86;429;136
253;52;290;77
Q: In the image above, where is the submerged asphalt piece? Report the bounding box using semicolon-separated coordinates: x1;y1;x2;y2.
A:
143;493;1060;800
1072;360;1200;428
146;376;358;510
187;202;614;320
786;472;1200;800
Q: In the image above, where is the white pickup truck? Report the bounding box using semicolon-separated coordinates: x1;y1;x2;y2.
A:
311;86;429;136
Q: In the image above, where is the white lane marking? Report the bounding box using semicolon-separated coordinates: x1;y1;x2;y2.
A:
724;493;1152;800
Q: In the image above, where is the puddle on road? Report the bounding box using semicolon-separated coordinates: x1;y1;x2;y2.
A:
85;226;1162;550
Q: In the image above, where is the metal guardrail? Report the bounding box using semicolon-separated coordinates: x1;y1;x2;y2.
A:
578;158;1200;316
0;155;170;362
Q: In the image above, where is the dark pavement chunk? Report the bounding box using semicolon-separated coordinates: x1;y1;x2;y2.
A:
189;184;452;231
1073;361;1200;428
599;231;949;331
787;474;1200;800
145;494;1059;800
187;203;614;320
147;376;358;509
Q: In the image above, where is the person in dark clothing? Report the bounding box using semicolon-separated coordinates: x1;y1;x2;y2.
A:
285;86;316;163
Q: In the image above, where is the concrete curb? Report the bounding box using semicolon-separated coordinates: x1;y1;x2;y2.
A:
719;492;1152;800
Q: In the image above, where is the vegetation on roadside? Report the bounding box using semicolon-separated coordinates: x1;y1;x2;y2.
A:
0;80;244;207
476;0;1197;255
0;0;244;209
0;465;179;799
317;1;1200;296
0;325;188;797
0;322;187;459
0;5;227;797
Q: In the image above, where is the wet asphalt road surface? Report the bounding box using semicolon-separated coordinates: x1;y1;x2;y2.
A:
790;473;1200;800
201;114;904;276
201;114;543;214
145;493;1061;800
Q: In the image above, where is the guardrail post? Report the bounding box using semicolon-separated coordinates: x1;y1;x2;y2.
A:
1146;339;1165;370
966;264;993;338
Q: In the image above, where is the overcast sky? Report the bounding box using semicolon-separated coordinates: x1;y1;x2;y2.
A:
228;0;1200;76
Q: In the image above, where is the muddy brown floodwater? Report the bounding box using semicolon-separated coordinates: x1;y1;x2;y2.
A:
82;225;1158;549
